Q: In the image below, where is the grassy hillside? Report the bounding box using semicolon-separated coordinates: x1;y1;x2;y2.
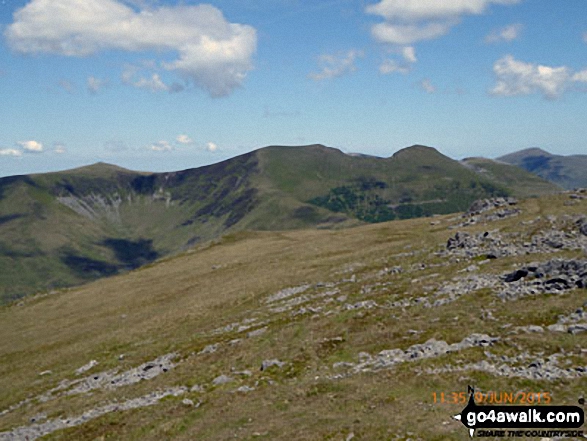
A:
0;154;261;303
462;156;561;198
0;192;586;439
0;144;562;303
498;148;587;190
260;145;512;223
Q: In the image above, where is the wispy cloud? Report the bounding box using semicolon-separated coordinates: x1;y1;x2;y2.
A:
379;46;417;74
132;74;169;92
206;142;218;152
490;55;587;99
149;140;173;152
418;78;436;94
176;134;193;145
0;148;22;157
87;76;108;94
58;79;75;94
485;23;523;44
17;140;43;153
309;49;363;81
6;0;257;97
54;143;67;154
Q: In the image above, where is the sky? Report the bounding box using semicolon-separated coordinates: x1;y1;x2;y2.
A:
0;0;586;177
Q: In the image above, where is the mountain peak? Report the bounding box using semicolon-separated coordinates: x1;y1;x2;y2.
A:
60;162;136;176
391;144;445;160
497;147;553;162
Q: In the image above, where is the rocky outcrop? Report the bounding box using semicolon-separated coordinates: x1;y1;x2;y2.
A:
498;259;587;300
465;197;518;216
0;387;187;441
347;334;498;373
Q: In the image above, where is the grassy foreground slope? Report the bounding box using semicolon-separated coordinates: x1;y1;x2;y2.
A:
0;144;560;303
0;191;585;440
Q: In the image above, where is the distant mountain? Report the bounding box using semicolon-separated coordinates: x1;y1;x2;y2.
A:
461;156;561;198
498;148;587;190
0;144;560;303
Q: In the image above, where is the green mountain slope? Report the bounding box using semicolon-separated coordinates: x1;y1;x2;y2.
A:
0;144;561;303
462;156;561;198
259;144;512;223
0;153;261;303
498;147;587;190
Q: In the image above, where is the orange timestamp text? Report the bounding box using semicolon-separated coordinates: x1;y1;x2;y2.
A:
432;391;552;405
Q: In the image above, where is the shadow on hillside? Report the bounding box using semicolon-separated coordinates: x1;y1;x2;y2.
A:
102;238;159;270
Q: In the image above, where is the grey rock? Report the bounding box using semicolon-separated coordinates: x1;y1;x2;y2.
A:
0;387;186;441
236;386;255;393
198;344;219;355
265;284;310;303
212;375;234;385
547;324;567;333
260;359;285;371
75;360;98;375
568;324;587;334
247;327;268;338
66;353;176;397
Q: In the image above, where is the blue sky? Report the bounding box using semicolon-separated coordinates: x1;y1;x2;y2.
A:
0;0;585;176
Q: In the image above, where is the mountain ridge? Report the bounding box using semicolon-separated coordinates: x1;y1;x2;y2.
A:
0;143;561;303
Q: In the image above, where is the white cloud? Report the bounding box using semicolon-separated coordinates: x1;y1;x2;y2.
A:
402;46;417;63
54;143;66;154
573;69;587;83
485;23;522;43
366;0;520;45
379;59;409;74
366;0;519;21
87;76;107;94
379;45;417;74
308;49;363;81
132;74;169;92
0;148;22;157
418;78;436;93
490;55;587;99
371;21;452;45
149;140;173;152
176;134;193;145
206;142;218;152
18;140;43;153
5;0;257;97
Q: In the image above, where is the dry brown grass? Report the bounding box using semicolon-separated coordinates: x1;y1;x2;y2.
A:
1;193;586;440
